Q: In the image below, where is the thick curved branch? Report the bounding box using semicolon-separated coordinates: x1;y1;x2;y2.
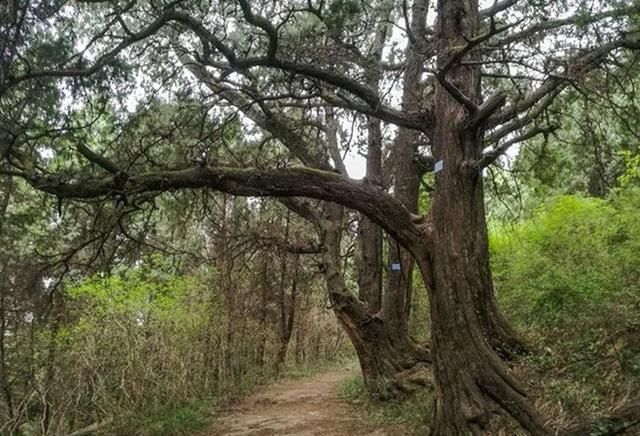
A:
320;92;432;134
175;48;332;169
237;0;279;58
279;197;320;225
26;166;426;255
75;143;121;175
170;12;389;113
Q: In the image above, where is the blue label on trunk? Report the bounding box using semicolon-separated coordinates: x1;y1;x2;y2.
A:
391;263;401;271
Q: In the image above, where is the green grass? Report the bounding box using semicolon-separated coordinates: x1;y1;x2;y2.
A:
101;400;217;436
339;376;433;435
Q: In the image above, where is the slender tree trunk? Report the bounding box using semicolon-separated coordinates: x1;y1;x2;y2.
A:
294;305;305;365
275;254;298;374
0;265;13;422
384;137;419;342
42;290;64;434
0;178;14;421
357;114;383;313
357;20;386;313
216;195;237;382
337;7;431;397
323;108;431;398
274;212;295;374
381;0;423;343
255;256;269;369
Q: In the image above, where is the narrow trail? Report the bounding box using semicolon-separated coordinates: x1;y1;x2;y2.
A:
206;367;405;436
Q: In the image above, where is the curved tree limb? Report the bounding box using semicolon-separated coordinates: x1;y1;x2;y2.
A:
495;4;640;47
24;165;427;255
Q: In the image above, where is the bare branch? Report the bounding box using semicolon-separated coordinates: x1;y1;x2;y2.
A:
237;0;279;58
279;197;320;224
320;91;432;134
75;143;121;175
474;124;558;169
439;16;519;75
496;4;640;47
176;50;331;169
1;12;173;96
434;72;479;113
487;87;561;143
169;11;384;109
469;91;507;129
479;0;518;20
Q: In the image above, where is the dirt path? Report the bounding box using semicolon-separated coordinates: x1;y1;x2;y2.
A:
207;367;402;436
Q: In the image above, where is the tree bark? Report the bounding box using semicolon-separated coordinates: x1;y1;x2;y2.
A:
0;177;14;421
320;204;431;399
357;115;383;313
275;244;298;375
383;0;422;337
255;255;269;370
421;0;548;433
318;106;431;399
356;13;388;314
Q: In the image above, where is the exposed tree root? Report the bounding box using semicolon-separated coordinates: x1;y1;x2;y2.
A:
563;401;640;436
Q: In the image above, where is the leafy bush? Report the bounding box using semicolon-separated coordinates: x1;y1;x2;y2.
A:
490;188;640;422
491;192;640;327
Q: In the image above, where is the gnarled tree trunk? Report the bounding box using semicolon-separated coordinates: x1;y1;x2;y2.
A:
419;0;548;432
321;204;430;399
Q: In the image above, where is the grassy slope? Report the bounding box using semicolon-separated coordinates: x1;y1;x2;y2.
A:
342;190;640;434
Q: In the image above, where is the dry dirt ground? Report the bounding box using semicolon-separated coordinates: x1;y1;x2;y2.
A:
206;367;407;436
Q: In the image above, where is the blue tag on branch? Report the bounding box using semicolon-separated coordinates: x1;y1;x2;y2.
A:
391;263;401;271
434;160;444;173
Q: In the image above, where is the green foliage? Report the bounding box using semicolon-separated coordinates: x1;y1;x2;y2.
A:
105;400;215;436
326;0;363;30
340;374;367;399
67;257;198;324
491;193;640;326
617;151;640;189
490;187;640;420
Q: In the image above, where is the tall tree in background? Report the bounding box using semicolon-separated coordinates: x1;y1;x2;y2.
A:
2;0;640;433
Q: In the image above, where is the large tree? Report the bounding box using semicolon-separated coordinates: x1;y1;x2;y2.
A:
2;0;640;433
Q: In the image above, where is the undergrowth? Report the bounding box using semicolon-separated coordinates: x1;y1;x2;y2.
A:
102;400;216;436
491;189;640;429
340;376;433;435
99;358;356;436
